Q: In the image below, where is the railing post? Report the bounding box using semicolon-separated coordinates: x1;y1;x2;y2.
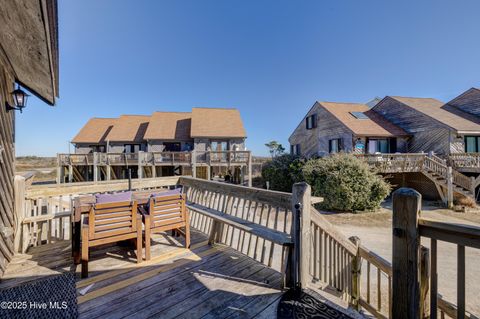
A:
447;167;453;209
291;182;311;291
349;236;361;311
420;246;430;319
14;175;26;252
392;187;421;319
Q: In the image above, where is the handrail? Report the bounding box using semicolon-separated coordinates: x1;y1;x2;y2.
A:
419;218;480;249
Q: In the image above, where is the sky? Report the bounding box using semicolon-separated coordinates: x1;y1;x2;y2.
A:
15;0;480;157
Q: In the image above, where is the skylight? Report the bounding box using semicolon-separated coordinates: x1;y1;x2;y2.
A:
350;112;369;119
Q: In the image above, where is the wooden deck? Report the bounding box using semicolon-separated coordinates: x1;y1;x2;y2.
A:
0;230;283;318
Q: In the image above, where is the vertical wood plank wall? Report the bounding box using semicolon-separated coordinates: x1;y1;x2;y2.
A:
0;63;16;277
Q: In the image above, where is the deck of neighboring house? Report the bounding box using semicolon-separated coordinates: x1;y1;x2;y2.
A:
0;230;284;318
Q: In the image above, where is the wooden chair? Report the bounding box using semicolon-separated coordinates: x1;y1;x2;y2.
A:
143;193;190;260
81;200;142;278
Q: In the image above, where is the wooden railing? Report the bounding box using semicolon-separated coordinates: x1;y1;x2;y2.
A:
449;153;480;169
17;176;180;252
392;188;479;319
356;153;426;173
179;177;293;273
58;150;251;167
308;207;357;301
14;175;479;318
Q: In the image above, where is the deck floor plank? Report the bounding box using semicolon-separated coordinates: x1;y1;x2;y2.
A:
0;229;285;318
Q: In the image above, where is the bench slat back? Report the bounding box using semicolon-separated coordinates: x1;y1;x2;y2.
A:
89;201;138;239
149;194;186;228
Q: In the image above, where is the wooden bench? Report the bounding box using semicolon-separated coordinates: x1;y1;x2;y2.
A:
143;193;190;261
186;202;293;246
81;200;142;278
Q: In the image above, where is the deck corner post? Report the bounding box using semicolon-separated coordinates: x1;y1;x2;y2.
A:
191;150;197;178
447;167;453;209
291;182;312;291
349;236;362;311
392;187;422;319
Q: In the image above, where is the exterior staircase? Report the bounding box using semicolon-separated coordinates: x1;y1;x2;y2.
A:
359;153;476;203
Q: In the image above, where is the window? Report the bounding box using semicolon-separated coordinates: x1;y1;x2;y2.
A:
329;139;342;153
350;112;369;119
306;114;317;130
465;136;480;153
367;139;389;154
290;144;300;156
210;141;228;151
89;145;106;153
124;144;140;153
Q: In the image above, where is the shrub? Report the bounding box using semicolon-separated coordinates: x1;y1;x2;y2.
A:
302;153;390;212
261;154;304;192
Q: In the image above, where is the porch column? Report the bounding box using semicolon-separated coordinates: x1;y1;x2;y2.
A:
106;165;111;180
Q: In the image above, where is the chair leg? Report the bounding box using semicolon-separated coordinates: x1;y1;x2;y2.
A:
136;224;142;263
145;216;151;261
81;228;89;278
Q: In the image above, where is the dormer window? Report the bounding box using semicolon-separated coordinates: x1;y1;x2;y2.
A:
306;114;317;130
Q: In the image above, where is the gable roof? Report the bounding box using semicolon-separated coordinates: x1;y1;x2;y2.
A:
390;96;480;132
318;102;408;137
191;108;246;138
144;112;192;140
105;115;150;142
71;118;116;144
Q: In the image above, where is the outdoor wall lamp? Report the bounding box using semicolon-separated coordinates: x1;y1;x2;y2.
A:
6;85;29;113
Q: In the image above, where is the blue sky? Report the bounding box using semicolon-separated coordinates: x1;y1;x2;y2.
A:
16;0;480;157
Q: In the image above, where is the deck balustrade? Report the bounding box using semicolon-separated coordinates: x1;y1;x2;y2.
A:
12;176;479;318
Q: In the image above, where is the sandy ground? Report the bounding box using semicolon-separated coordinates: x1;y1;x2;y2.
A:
324;200;480;316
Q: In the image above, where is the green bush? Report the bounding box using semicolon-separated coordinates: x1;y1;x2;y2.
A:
261;154;304;192
302;154;390;212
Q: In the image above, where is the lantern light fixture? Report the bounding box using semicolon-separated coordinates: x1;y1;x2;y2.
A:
6;85;29;113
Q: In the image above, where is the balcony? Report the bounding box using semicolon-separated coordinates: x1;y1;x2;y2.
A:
58;150;251;167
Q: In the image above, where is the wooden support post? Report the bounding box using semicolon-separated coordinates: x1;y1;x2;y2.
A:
206;165;211;181
447;167;453;209
291;182;312;290
93;152;99;182
138;151;144;179
470;176;476;198
191;150;197;178
152;165;157;178
14;175;26;252
349;236;362;311
106;165;111;180
68;165;73;183
248;151;252;187
392;187;421;319
420;246;430;319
